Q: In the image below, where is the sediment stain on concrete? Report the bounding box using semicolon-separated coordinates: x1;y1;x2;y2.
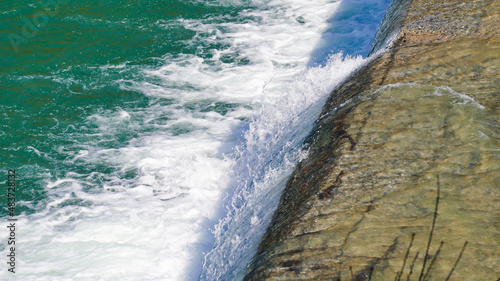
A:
244;0;499;280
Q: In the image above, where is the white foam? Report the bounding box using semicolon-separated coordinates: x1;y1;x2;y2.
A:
200;52;367;281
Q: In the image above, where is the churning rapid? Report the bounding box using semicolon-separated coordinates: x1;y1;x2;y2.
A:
0;0;390;279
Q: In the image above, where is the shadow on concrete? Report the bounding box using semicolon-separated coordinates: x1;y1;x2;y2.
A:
307;0;391;67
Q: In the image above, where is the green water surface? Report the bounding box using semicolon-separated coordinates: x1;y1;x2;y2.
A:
0;0;246;216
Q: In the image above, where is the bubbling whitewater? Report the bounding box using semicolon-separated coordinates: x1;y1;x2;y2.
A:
0;0;389;280
199;53;370;281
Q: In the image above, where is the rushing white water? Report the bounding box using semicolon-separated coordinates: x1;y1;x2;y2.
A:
0;0;390;280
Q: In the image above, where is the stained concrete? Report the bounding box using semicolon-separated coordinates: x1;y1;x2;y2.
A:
244;0;499;280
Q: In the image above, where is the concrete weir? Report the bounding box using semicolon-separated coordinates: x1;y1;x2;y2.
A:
244;0;499;280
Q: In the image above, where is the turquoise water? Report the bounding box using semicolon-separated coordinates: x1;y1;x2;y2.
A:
1;0;390;279
1;0;239;215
